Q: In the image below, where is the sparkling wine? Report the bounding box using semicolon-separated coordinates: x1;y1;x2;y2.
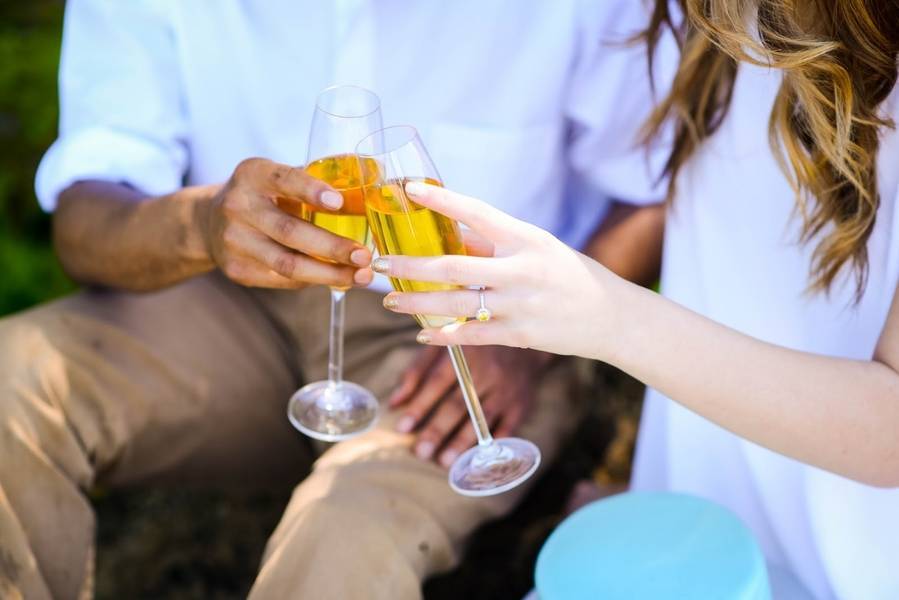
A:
355;125;541;497
300;154;377;248
286;85;382;444
364;178;465;328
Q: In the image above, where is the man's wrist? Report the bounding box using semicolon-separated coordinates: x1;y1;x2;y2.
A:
181;184;220;269
580;201;665;287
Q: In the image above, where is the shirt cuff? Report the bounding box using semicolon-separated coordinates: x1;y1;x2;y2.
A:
35;127;186;211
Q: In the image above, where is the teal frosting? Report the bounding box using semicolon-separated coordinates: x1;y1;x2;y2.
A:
535;492;771;600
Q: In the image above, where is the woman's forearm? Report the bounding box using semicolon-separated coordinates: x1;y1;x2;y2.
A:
371;181;899;487
605;283;899;487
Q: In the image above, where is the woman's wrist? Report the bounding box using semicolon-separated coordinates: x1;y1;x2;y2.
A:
589;268;649;367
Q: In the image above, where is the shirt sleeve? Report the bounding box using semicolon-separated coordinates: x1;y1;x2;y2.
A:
35;0;188;211
566;0;678;205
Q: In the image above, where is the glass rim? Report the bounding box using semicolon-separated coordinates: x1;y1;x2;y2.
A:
355;125;420;158
314;84;381;119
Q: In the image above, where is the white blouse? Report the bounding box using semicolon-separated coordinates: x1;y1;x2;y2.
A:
632;59;899;600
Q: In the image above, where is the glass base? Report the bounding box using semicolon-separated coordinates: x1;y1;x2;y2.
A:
287;380;378;442
448;438;541;497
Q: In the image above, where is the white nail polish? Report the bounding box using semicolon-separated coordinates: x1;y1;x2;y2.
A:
405;181;426;197
440;450;459;467
416;441;434;458
321;190;343;210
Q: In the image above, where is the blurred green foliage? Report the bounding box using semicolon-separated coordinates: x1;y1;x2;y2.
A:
0;0;75;316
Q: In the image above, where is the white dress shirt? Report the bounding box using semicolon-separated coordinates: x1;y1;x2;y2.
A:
632;59;899;599
36;0;668;264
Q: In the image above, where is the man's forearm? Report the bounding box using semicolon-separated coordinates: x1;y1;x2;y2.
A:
54;159;377;293
582;201;665;287
53;181;217;291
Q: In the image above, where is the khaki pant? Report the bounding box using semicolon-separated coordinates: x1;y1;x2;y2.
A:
0;273;583;599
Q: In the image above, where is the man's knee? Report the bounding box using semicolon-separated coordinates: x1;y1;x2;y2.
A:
0;316;84;478
256;495;424;599
0;317;65;412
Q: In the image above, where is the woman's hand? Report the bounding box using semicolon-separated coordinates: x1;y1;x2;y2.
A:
372;181;624;361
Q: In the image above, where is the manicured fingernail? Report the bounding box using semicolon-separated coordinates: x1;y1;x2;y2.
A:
405;181;426;197
383;295;399;309
350;248;369;266
371;257;390;273
320;190;343;210
439;450;459;468
396;416;415;433
416;332;431;344
416;441;435;459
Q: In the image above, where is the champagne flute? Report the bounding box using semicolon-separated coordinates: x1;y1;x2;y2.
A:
356;125;541;496
287;85;382;441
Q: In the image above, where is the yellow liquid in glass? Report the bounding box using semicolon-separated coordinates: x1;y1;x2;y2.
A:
300;154;376;248
365;178;465;328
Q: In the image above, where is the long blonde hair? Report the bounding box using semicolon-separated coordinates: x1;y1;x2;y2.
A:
643;0;899;298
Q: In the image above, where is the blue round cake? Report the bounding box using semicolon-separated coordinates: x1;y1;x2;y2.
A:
535;492;771;599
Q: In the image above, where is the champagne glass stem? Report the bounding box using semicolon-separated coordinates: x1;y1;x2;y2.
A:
446;345;494;447
328;288;346;387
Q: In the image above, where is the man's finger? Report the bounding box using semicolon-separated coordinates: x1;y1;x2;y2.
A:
248;201;371;267
493;401;527;438
389;346;442;408
437;393;509;468
268;161;345;211
220;256;309;289
234;230;360;287
414;393;467;461
438;420;479;468
395;357;457;432
233;158;344;212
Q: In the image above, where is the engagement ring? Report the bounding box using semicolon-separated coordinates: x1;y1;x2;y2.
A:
476;288;492;322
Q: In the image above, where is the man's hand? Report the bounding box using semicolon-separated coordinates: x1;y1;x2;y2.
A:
390;345;553;467
54;158;374;292
200;157;373;289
